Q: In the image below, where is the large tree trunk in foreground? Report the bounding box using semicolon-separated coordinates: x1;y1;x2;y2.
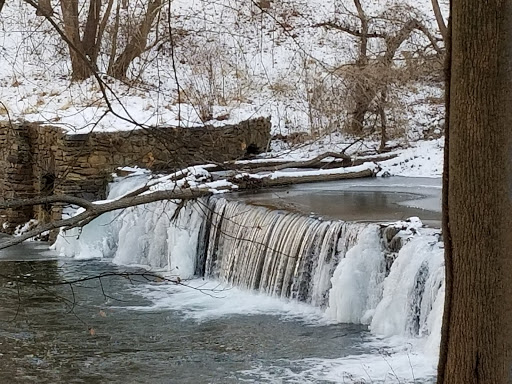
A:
437;1;512;383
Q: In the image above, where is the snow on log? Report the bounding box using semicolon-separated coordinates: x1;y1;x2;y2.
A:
231;162;379;189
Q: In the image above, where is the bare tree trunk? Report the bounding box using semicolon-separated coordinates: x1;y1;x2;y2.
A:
349;0;370;135
431;0;447;41
437;1;512;383
59;0;113;81
107;0;121;74
378;90;387;151
35;0;53;16
61;0;93;81
108;0;163;79
96;0;115;59
349;97;371;134
82;0;101;64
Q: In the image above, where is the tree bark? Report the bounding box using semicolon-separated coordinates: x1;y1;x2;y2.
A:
35;0;53;16
82;0;102;64
108;0;162;79
431;0;447;42
437;1;512;383
61;0;94;81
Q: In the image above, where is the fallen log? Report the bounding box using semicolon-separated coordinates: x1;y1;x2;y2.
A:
230;162;379;189
208;152;397;173
0;162;380;248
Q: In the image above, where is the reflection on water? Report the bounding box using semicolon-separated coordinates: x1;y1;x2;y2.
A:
0;247;368;383
236;177;442;226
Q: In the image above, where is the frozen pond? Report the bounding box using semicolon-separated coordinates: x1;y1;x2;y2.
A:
235;177;441;227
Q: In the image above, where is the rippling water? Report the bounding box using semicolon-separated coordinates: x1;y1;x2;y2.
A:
0;243;378;383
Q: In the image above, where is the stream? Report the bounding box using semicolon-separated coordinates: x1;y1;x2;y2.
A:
0;177;441;383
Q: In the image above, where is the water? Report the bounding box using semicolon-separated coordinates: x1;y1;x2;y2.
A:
0;251;372;383
235;177;441;226
0;176;444;383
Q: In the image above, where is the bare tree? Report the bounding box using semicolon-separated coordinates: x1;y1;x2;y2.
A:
315;1;443;138
32;0;164;81
59;0;113;80
108;0;163;79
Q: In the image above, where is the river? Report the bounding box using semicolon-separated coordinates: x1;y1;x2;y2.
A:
0;177;441;383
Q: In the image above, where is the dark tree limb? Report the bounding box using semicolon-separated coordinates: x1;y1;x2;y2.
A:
0;196;95;211
312;21;384;38
431;0;447;42
0;188;212;250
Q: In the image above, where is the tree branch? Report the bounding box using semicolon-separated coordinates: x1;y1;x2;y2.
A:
431;0;447;42
0;188;212;250
312;21;384;38
0;196;94;210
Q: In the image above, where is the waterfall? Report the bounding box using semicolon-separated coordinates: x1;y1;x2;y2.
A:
53;175;445;352
199;198;367;307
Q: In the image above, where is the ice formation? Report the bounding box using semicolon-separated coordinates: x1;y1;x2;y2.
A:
54;175;445;353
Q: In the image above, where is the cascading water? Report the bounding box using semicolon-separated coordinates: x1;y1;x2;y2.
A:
199;198;367;307
53;175;445;355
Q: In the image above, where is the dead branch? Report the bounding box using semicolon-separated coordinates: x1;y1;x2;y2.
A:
431;0;447;42
0;196;95;210
312;21;383;38
0;188;212;250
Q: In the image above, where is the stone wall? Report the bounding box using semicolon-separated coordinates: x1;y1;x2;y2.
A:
0;117;271;232
0;122;35;227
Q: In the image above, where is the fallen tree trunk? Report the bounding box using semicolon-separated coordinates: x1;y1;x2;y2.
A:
230;162;379;189
209;152;397;173
0;188;212;250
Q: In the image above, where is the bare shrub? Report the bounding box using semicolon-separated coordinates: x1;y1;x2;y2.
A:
179;36;257;122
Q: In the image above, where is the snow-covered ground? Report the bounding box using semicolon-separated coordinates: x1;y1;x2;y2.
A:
0;1;446;168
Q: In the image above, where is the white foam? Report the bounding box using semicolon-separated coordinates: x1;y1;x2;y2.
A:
128;278;330;325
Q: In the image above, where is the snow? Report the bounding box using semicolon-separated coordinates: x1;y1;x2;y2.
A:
378;138;444;177
0;0;446;144
0;0;448;177
7;1;449;381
